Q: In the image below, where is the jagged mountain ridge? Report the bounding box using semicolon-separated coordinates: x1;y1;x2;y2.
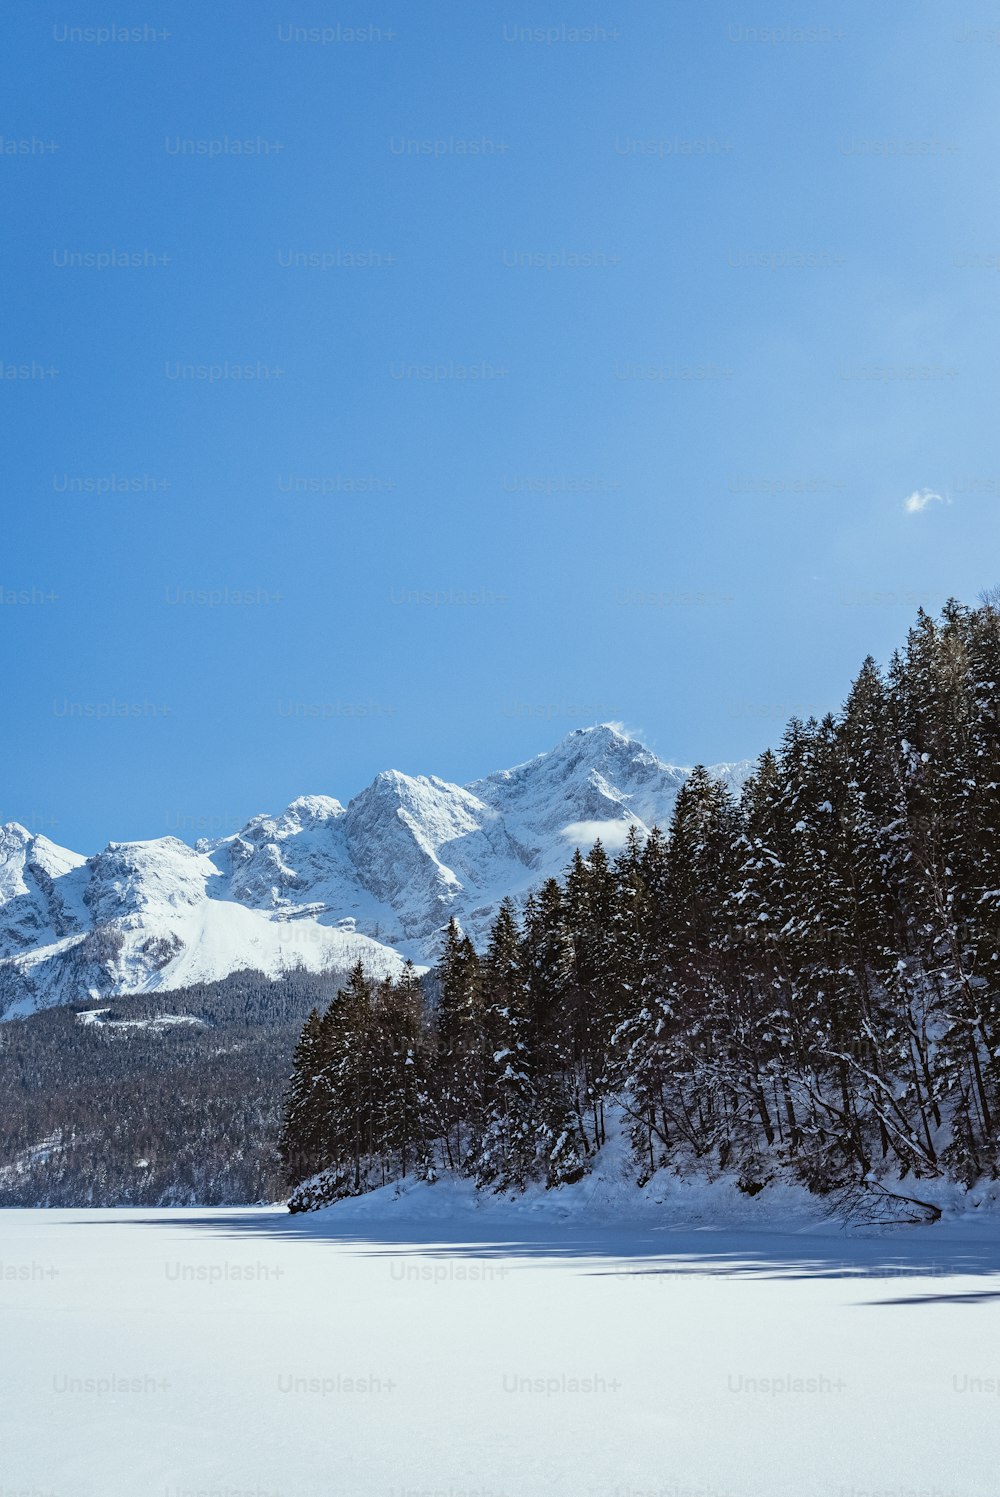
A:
0;726;751;1017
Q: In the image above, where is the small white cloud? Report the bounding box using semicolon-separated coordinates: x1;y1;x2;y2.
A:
561;818;642;852
904;488;949;514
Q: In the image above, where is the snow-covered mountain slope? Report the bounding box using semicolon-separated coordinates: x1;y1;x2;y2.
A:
470;726;749;857
0;726;752;1016
0;823;88;957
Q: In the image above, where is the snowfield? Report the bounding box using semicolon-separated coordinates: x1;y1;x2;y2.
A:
3;1191;999;1497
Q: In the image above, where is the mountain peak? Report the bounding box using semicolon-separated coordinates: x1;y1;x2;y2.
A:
567;721;631;743
278;794;345;825
0;822;87;884
0;732;754;1016
0;821;34;847
225;794;345;850
551;721;658;763
368;768;421;792
470;723;670;798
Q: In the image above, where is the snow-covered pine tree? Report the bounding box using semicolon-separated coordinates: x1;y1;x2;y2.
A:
377;962;437;1182
474;899;537;1191
563;841;621;1148
278;1006;332;1184
433;917;483;1170
521;878;590;1185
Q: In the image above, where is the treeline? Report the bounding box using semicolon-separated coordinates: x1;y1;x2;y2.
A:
0;967;346;1206
281;599;1000;1208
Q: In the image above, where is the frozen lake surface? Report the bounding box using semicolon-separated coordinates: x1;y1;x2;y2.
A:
3;1203;999;1496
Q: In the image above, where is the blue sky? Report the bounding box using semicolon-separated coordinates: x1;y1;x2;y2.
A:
4;0;999;851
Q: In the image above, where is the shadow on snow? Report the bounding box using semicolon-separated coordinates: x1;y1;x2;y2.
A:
60;1205;1000;1297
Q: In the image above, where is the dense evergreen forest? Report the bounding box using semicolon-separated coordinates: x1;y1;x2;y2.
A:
0;968;344;1205
280;600;1000;1209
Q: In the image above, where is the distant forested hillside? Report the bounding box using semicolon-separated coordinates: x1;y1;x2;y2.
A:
0;967;344;1205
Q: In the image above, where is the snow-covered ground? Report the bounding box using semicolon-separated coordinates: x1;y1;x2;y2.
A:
76;1007;207;1030
3;1196;999;1497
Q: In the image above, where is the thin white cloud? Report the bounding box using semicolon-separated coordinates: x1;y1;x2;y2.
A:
561;818;643;852
904;488;949;514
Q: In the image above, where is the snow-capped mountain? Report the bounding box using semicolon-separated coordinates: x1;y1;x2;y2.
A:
0;726;752;1017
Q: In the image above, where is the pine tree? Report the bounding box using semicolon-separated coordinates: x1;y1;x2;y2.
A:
475;899;537;1191
434;918;483;1169
278;1006;332;1184
563;841;620;1147
522;879;589;1184
379;962;436;1181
